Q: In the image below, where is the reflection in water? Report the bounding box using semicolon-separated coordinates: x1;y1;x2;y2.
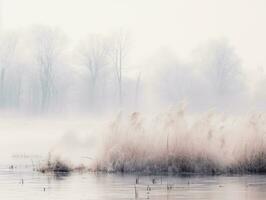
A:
0;167;266;200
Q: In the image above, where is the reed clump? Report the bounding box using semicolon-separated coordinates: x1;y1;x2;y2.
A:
94;109;266;175
39;154;73;174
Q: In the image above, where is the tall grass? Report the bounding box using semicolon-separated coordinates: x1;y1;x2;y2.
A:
94;108;266;174
39;153;73;174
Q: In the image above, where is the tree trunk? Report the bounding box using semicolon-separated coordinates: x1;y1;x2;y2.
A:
0;68;5;106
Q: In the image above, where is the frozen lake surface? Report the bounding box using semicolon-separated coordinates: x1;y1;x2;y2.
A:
0;167;266;200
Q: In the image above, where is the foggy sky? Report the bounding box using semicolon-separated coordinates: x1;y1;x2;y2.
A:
2;0;266;79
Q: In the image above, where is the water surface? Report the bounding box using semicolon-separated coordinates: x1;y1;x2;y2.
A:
1;167;266;200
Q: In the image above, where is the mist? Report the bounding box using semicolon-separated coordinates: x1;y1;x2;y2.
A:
0;0;266;175
2;1;266;200
0;26;261;116
0;24;263;172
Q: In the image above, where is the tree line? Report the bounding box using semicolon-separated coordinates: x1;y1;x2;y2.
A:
0;26;137;114
0;26;263;114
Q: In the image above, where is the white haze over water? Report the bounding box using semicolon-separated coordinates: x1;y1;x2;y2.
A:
0;0;266;170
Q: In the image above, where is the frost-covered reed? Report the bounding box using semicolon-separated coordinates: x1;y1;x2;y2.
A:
94;107;266;174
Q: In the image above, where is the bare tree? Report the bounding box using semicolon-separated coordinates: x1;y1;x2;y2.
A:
4;62;25;109
78;34;110;108
33;26;65;111
196;39;241;95
135;72;141;109
0;33;18;107
110;31;129;107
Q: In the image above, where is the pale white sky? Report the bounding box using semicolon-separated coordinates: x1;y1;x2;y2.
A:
2;0;266;76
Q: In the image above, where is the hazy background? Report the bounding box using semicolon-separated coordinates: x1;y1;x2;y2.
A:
0;0;265;168
0;0;264;115
3;0;266;72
